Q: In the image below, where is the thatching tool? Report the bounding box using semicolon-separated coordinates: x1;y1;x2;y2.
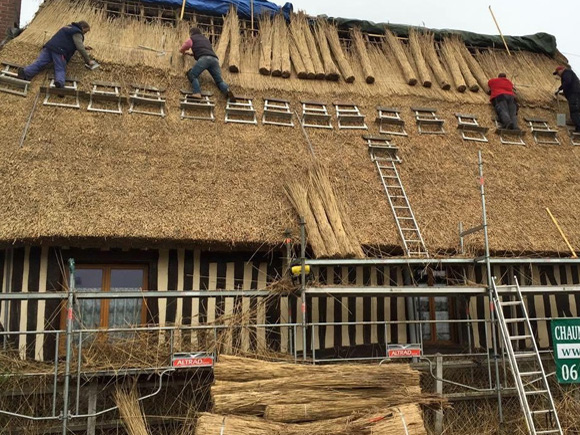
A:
85;62;100;70
546;208;577;258
137;45;166;56
555;93;567;127
489;6;511;55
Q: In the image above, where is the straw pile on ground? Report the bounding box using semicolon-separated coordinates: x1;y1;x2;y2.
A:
194;355;438;434
285;165;364;258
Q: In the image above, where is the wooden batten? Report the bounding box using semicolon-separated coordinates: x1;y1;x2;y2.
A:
384;28;418;86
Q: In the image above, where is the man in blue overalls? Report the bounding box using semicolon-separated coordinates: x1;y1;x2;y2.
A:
18;21;96;87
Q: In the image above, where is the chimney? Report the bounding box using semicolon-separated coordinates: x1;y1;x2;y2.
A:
0;0;21;41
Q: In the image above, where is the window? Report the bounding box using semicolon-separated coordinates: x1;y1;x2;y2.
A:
67;265;148;331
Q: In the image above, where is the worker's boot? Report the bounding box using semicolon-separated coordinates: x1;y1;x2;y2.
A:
227;89;236;102
17;67;26;80
189;93;202;99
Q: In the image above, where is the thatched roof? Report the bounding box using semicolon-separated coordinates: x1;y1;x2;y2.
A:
0;0;578;256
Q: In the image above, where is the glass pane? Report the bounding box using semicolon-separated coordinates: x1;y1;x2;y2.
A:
108;269;144;331
418;297;431;341
74;269;102;330
434;297;451;341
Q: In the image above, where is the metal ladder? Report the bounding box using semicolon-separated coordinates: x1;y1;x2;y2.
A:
492;277;562;435
365;135;428;257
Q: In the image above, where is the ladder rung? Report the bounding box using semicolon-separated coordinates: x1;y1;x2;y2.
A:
531;410;552;415
397;217;414;220
500;301;522;306
514;352;536;358
525;390;548;395
520;371;542;376
535;431;560;434
400;228;418;231
505;318;525;323
405;239;422;242
509;335;532;340
393;206;410;209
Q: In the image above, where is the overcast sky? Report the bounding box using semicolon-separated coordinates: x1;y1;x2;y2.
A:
20;0;580;71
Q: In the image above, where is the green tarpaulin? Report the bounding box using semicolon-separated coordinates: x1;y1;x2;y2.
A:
321;16;557;56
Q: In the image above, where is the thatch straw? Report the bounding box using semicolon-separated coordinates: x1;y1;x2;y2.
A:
351;27;375;84
307;183;341;256
384;28;417;86
270;14;283;76
258;16;273;75
288;36;308;80
456;44;491;93
310;165;364;257
418;32;451;90
114;387;149;435
446;37;479;92
228;8;241;73
284;181;328;257
322;21;355;83
409;29;432;88
290;13;316;79
196;413;284;435
302;19;326;80
441;39;467;92
215;10;233;67
314;21;340;81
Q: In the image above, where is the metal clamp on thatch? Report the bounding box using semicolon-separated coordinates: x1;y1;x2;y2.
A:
300;100;332;129
0;61;30;97
333;101;367;130
411;107;445;135
87;81;124;114
455;113;489;143
128;84;166;117
375;107;407;137
262;98;294;127
363;135;428;258
494;118;526;146
180;90;215;122
43;77;80;109
525;117;560;145
225;95;257;125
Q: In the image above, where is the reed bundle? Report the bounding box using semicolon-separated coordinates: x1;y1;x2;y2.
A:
290;13;316;79
417;31;451;90
310;164;364;258
351;27;375;84
441;39;467;92
270;13;291;78
456;43;490;93
228;9;241;73
409;29;432;87
446;37;479;92
284;181;327;257
322;21;355;83
307;183;340;256
258;16;273;75
301;18;326;79
314;22;340;81
384;28;417;86
196;413;284;435
114;388;149;435
288;33;308;79
215;9;233;67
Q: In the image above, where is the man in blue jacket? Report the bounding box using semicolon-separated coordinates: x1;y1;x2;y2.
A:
554;66;580;132
180;27;234;99
18;21;96;88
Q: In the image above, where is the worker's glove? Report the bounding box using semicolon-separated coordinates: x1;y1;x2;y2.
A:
554;90;561;96
88;60;97;66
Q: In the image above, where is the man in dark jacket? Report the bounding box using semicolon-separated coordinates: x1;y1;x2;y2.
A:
18;21;95;88
180;27;234;99
554;66;580;132
488;73;519;130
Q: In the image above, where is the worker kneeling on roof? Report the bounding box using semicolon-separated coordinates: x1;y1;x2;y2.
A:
554;66;580;133
17;21;96;87
180;27;235;100
488;73;519;131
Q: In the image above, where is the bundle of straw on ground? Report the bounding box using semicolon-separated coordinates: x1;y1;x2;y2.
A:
409;29;432;87
384;28;418;86
215;9;233;67
290;13;316;79
314;21;340;81
228;8;241;73
322;21;355;83
441;39;467;92
114;387;149;435
258;15;273;75
351;27;375;84
418;31;451;90
446;37;479;92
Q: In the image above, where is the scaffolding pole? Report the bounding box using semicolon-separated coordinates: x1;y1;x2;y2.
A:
62;258;75;435
299;217;307;362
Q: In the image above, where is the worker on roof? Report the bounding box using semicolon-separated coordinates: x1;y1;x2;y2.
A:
488;73;519;131
180;27;235;100
17;21;96;87
554;66;580;132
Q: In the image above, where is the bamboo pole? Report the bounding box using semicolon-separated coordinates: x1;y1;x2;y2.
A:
179;0;186;20
546;208;578;258
489;6;511;56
